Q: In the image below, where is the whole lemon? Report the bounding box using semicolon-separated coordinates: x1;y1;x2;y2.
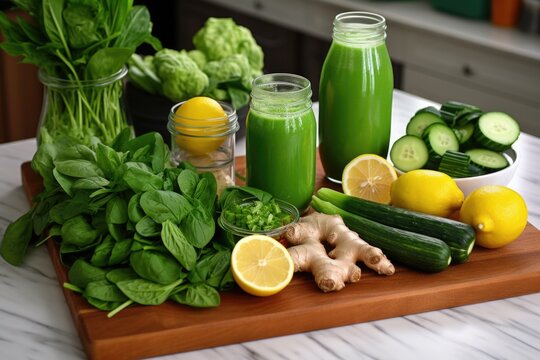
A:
390;169;464;217
460;185;528;248
174;96;228;155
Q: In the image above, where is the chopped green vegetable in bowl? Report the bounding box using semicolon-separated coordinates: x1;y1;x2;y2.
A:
218;197;299;238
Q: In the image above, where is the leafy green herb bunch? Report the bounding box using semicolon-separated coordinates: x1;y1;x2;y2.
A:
0;0;162;145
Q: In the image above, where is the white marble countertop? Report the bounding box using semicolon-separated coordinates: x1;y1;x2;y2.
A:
1;90;540;360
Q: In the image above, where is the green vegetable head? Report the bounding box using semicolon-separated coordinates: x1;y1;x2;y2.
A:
203;54;252;88
153;49;209;102
193;18;263;72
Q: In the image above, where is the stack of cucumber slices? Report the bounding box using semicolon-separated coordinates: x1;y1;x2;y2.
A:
390;101;520;178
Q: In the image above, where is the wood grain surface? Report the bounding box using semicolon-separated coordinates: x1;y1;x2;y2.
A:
20;160;540;360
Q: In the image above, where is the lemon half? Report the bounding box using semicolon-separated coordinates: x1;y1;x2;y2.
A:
342;154;398;204
231;235;294;297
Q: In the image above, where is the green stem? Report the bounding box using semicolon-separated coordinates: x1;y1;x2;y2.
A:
63;282;83;293
107;300;133;318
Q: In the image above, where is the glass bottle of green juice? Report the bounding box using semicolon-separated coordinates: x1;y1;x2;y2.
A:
246;74;316;212
319;12;394;183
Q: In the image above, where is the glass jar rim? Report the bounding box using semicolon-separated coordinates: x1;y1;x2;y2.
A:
218;196;300;237
38;67;128;88
251;73;312;100
168;100;239;137
334;11;386;29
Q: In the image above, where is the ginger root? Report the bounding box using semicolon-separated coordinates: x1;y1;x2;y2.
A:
284;212;395;292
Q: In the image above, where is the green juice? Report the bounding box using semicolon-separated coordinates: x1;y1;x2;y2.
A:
246;109;316;211
319;40;394;182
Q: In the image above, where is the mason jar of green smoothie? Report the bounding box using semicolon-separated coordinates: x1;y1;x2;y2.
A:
319;12;394;183
246;73;316;212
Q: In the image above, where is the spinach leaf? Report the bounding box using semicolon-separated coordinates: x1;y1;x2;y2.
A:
110;127;133;152
42;0;69;51
140;190;191;224
71;177;110;190
194;172;217;211
106;196;128;224
109;238;132;265
85;297;125;311
127;193;145;223
219;186;274;210
129;250;183;285
177;169;199;198
84;280;128;302
90;235;115;267
87;47;133;79
32;191;65;235
161;220;197;271
63;1;100;49
52;168;74;196
171;283;220;308
125;132;167;173
31;143;58;189
49;196;88;224
95;143;124;180
135;216;161;237
162;168;182;192
106;267;140;284
68;259;107;289
188;250;230;288
55;160;104;178
61;216;99;247
114;6;161;51
122;162;163;192
116;278;184;306
0;210;35;266
56;144;96;162
181;204;215;249
107;222;126;242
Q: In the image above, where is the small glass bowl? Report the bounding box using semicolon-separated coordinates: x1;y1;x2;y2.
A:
218;196;300;239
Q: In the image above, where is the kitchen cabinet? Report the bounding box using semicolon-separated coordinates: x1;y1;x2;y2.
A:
199;0;540;136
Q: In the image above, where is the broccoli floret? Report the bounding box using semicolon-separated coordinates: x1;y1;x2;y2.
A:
186;50;207;69
204;87;229;101
193;18;263;72
153;49;209;102
203;54;252;86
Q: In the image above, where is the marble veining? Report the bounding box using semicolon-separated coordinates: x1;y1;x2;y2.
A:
1;90;540;360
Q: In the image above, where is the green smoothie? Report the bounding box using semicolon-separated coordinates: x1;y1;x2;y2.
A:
319;40;394;182
246;108;316;211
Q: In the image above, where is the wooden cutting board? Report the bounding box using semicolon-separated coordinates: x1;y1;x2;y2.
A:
21;159;540;360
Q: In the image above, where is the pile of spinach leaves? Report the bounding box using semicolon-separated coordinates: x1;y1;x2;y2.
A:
0;0;161;145
0;130;235;316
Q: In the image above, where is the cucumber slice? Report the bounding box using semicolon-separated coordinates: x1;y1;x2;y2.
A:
390;135;429;172
465;148;509;171
438;151;471;178
440;101;481;127
406;107;445;137
454;123;475;145
455;111;482;127
474;112;520;152
422;123;460;156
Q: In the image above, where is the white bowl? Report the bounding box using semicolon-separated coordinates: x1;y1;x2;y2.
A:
395;148;519;196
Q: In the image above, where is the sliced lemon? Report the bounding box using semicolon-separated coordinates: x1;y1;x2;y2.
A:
231;235;294;297
342;154;398;204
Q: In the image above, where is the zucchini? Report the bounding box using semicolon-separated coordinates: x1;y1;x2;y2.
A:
474;112;520;151
316;188;476;264
311;196;452;272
